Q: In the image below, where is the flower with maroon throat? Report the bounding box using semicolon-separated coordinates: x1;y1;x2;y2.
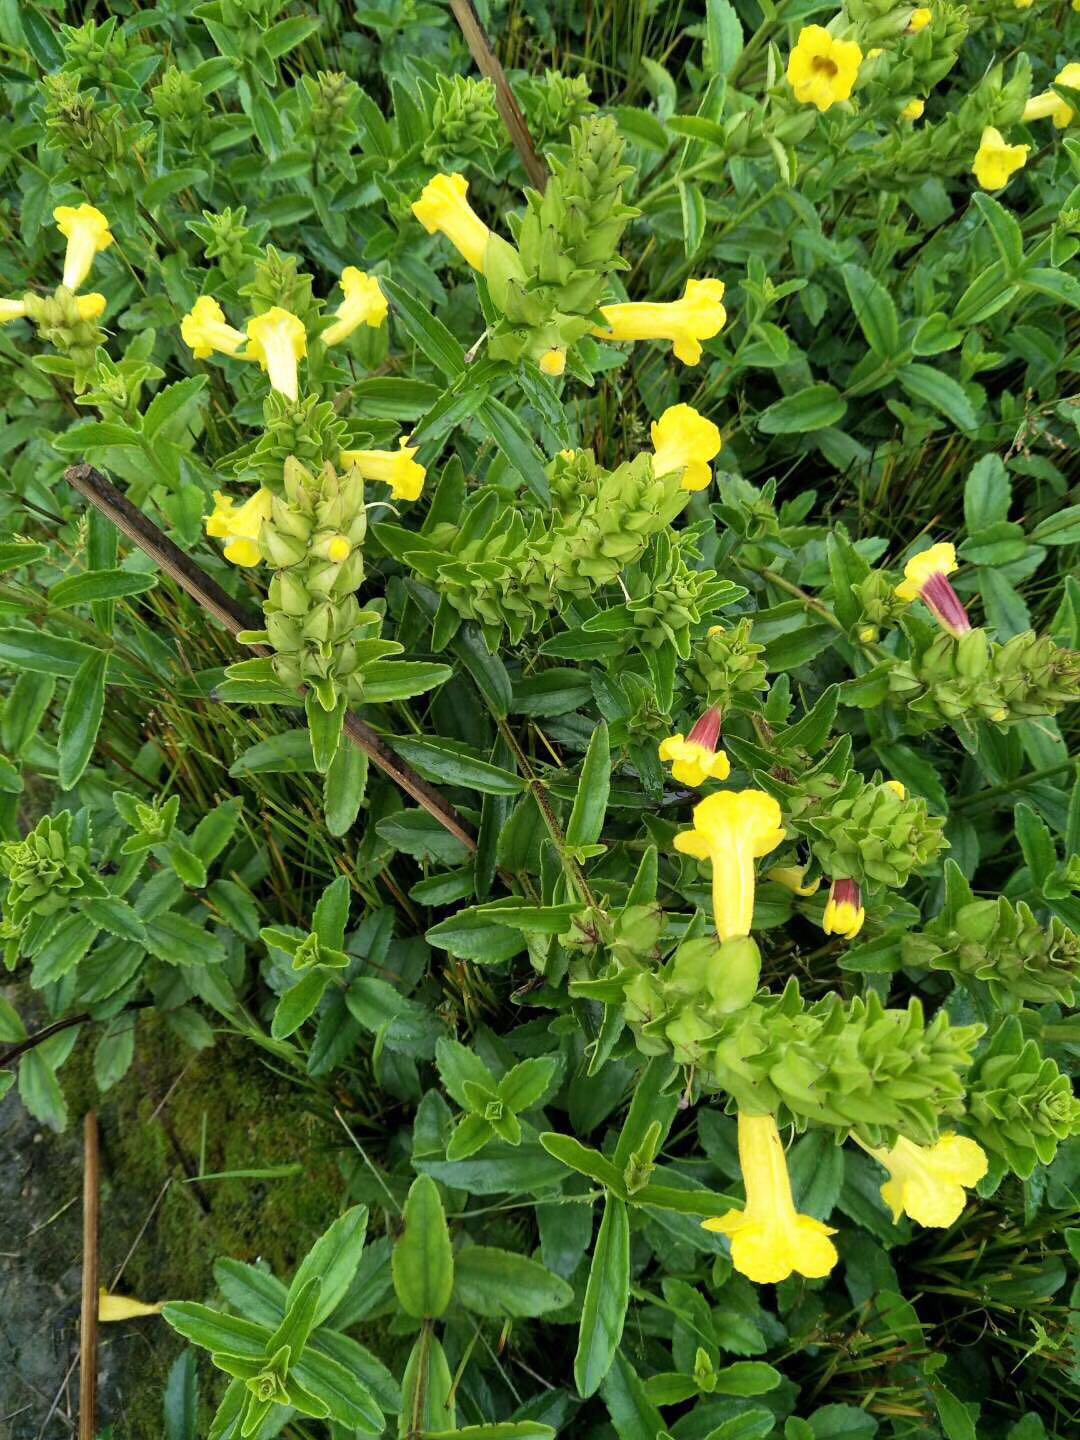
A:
894;542;971;637
658;706;731;787
823;877;864;939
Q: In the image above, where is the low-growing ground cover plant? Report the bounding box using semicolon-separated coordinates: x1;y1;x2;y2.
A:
0;0;1079;1436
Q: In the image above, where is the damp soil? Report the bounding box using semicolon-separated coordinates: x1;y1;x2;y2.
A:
0;1007;345;1438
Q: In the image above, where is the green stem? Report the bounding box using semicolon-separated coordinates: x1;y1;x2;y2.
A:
496;716;598;909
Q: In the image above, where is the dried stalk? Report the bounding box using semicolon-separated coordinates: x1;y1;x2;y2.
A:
449;0;549;190
79;1111;100;1440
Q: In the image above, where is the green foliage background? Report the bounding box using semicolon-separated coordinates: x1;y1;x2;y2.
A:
0;0;1079;1438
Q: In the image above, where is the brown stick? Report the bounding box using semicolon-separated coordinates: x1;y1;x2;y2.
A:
448;0;549;190
79;1111;100;1440
0;1001;153;1071
62;464;477;853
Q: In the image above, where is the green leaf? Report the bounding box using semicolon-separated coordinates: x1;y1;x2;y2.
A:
600;1349;666;1440
0;627;94;677
290;1204;368;1327
1014;802;1057;887
361;660;451;702
566;721;610;848
704;0;743;76
163;1351;198;1440
230;730;315;775
272;970;328;1039
540;1132;626;1193
289;1346;383;1432
498;1056;559;1113
452;1246;573;1317
19;1048;68;1132
142;376;208;441
841;264;900;360
713;1362;782;1396
161;1302;268;1358
757;384;847;434
575;1194;629;1397
423;1426;556;1439
476;396;551;504
963;454;1011;532
807;1403;878;1439
392;1175;454;1319
897;364;977;433
305;692;345;774
262;13;321;56
58;651;108;789
973;191;1024;272
49;569;157;609
324;742;367;836
1031;505;1080;546
391;736;523;796
382;277;465;377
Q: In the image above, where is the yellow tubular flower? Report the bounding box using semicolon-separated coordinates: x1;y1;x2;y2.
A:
907;7;932;30
1023;65;1080;128
884;780;906;799
674;789;785;940
341;438;426;501
412;173;491;271
651;403;723;492
786;27;864;113
901;98;926;121
659;707;730;787
53;204;114;290
702;1113;839;1284
594;279;727;366
0;298;26;324
823;878;865;939
205;488;273;568
539;348;567;376
181;296;248;361
864;1134;988;1227
972;127;1030;190
246;307;307;401
99;1289;165;1321
322;268;387;346
596;276;731;362
767;864;821;896
895;540;972;636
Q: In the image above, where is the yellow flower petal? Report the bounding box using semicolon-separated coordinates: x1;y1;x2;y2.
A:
341;439;426;501
894;541;957;602
53;203;114;290
412;173;491;271
206;488;272;568
972;127;1030;191
0;297;27;324
868;1134;988;1227
651;403;723;492
907;7;932;30
702;1113;838;1283
181;296;247;361
322;268;387;346
595;279;727;366
787;27;864;113
99;1290;165;1321
658;734;731;787
246;307;307;400
675;790;785;940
